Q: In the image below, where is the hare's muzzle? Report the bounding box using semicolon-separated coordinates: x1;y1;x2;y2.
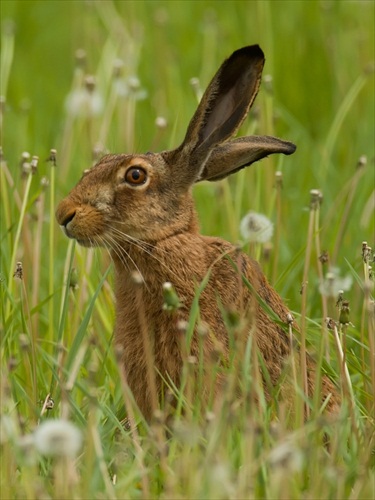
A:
56;199;79;238
55;196;108;247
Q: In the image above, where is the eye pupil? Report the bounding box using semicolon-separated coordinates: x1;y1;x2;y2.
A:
125;166;147;185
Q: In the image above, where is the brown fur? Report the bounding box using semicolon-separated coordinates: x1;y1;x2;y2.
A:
56;46;340;420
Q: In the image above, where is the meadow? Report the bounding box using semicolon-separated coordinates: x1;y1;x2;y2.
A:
1;1;374;498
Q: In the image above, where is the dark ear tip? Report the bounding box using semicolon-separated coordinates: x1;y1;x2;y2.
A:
284;141;297;155
231;44;265;62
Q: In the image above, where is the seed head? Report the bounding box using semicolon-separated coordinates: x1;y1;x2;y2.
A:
162;281;181;311
33;419;82;458
155;116;167;129
187;355;197;365
130;270;144;286
240;211;274;244
286;313;294;325
362;241;372;264
338;300;351;325
19;333;30;350
75;49;87;67
40;176;50;190
69;268;79;290
309;189;322;211
65;83;103;117
20;152;31;175
13;262;23;280
357;155;367;169
84;75;96;93
319;267;352;297
189;77;200;91
197;322;209;337
268;441;303;472
48;149;57;166
177;319;188;333
319;250;329;265
112;59;124;79
325;317;338;330
275;170;283;189
335;290;344;308
31;156;39;174
263;74;273;93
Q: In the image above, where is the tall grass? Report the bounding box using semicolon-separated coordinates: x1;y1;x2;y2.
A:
1;1;374;498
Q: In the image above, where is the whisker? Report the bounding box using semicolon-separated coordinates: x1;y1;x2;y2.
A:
105;232;148;290
103;234;130;273
108;227;178;280
113;223;171;256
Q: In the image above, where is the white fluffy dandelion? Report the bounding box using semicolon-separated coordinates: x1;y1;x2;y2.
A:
113;75;148;100
319;267;353;298
65;88;103;118
33;419;82;458
268;440;304;472
240;211;274;244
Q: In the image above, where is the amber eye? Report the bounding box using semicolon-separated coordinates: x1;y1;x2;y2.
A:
124;166;147;185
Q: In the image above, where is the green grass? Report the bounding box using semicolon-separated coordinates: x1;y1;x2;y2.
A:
1;1;374;498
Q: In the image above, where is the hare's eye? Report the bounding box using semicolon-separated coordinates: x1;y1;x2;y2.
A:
125;167;147;185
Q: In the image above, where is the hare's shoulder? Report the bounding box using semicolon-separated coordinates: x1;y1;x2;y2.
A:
199;235;261;278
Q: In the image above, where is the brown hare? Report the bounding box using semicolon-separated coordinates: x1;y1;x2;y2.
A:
56;45;340;420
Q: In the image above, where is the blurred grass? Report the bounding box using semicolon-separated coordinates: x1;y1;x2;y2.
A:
1;0;374;499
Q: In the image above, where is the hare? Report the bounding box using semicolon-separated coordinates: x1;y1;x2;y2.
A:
56;45;340;420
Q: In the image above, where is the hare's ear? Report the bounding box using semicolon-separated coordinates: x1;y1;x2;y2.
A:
198;136;296;182
165;45;265;187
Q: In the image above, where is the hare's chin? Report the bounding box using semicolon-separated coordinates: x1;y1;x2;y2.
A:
59;226;98;248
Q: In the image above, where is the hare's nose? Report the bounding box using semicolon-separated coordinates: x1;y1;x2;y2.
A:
59;210;76;227
59;208;76;228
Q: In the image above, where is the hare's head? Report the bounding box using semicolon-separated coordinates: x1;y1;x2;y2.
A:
56;45;296;246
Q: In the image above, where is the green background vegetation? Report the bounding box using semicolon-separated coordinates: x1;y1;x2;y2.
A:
1;1;374;498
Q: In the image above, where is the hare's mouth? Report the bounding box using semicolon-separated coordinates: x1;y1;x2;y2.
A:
59;225;103;248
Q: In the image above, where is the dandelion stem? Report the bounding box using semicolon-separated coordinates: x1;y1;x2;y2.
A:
314;200;329;360
115;346;150;498
32;191;46;333
331;322;360;441
135;283;159;416
48;164;56;347
300;191;318;421
6;171;33;319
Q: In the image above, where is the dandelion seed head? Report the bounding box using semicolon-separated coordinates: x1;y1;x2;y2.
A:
263;74;273;93
268;441;304;472
65;87;103;118
162;281;172;291
84;75;96;93
13;262;23;279
357;155;367;168
75;49;87;67
113;58;124;78
155;116;167;129
319;267;353;297
33;419;82;458
240;211;274;243
113;75;147;100
41;176;50;189
177;319;188;333
131;270;144;285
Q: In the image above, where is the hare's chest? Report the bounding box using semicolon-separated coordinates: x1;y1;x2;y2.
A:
114;274;183;357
